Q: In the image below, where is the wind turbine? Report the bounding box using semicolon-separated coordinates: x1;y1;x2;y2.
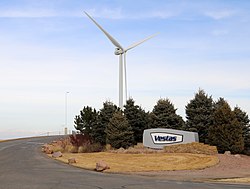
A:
84;11;157;109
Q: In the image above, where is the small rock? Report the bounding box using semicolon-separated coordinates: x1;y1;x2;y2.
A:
234;154;241;158
116;147;125;153
224;151;231;155
95;160;110;172
41;145;47;152
68;158;76;164
52;151;63;158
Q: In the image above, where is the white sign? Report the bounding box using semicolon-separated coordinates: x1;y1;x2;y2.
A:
150;132;183;144
143;128;199;149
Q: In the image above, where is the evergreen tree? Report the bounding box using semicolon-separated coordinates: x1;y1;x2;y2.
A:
148;98;184;130
208;98;244;154
74;106;97;135
74;115;83;133
91;101;118;145
105;111;134;149
185;89;214;143
234;106;250;153
124;98;149;144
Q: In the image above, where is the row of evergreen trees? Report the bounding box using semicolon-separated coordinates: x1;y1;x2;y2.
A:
74;89;250;154
186;90;250;154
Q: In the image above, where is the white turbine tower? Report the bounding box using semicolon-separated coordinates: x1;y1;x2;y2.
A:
84;11;157;109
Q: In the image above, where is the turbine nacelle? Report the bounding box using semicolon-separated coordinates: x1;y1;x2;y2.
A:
115;48;124;55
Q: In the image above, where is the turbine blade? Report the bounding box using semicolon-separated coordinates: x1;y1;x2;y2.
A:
84;11;123;50
125;33;159;52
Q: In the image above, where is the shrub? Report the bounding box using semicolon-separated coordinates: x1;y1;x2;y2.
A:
163;142;218;155
65;144;78;153
105;144;113;151
78;145;88;153
51;145;65;153
77;143;103;153
91;143;103;152
69;134;92;147
133;143;144;149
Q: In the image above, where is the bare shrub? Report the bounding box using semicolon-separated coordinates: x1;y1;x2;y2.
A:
65;145;78;153
133;143;144;149
51;145;65;153
78;145;88;153
109;144;164;154
69;134;92;147
89;143;103;152
78;143;103;153
105;144;113;151
44;135;103;154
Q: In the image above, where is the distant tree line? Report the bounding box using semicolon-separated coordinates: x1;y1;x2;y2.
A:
74;89;250;154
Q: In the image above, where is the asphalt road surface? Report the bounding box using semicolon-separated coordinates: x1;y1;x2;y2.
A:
0;136;249;189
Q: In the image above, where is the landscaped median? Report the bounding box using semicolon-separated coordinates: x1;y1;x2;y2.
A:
48;152;219;173
43;138;219;173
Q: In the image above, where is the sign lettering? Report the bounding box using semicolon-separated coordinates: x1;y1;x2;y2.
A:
150;132;183;144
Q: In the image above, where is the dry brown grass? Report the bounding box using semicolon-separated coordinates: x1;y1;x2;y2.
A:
50;152;219;173
215;177;250;183
164;142;218;155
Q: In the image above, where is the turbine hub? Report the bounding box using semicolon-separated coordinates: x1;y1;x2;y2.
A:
114;48;123;55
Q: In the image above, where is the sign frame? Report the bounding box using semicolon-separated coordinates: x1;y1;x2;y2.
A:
143;128;199;149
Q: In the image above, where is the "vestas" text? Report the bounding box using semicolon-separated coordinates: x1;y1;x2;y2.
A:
154;136;177;142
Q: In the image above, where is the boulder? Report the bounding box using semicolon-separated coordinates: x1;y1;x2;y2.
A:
224;151;231;155
95;160;110;172
68;158;77;164
52;151;63;158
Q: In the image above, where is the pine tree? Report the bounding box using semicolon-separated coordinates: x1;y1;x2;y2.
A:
185;89;214;143
208;98;244;154
74;115;83;133
234;106;250;154
91;101;118;145
148;98;184;130
105;111;134;149
124;98;149;144
74;106;97;135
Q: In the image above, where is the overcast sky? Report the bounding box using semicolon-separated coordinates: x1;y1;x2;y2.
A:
1;0;250;139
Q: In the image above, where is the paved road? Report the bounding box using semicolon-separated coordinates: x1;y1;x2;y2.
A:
0;136;249;189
